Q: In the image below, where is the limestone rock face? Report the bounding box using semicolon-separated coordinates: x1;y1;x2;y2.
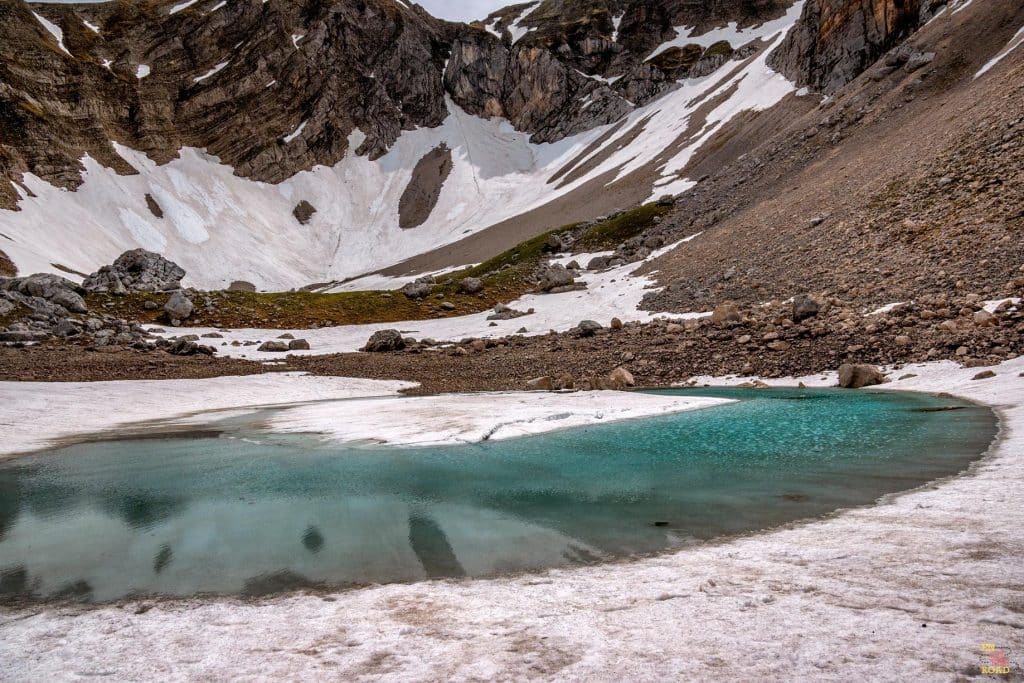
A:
767;0;936;93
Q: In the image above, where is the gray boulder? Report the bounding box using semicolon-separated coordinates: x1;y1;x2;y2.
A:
164;291;194;320
459;277;484;295
288;338;311;351
362;329;406;352
577;320;603;337
536;263;574;292
258;340;290;352
401;276;434;300
83;249;185;293
0;274;88;315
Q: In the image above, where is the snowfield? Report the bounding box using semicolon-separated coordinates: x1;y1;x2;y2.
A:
1;356;1021;679
0;8;805;290
266;391;732;446
0;371;728;459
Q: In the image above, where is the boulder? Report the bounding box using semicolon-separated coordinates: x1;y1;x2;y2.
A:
83;249;185;293
526;376;554;390
288;338;311;351
362;329;406;352
458;277;484;294
973;310;996;327
258;341;290;352
167;339;215;356
711;302;742;325
164;291;194;320
586;255;612;270
791;294;820;322
401;276;434;300
577;320;602;337
228;280;257;292
608;367;635;386
0;274;87;314
293;200;317;225
536;263;574;292
838;363;885;389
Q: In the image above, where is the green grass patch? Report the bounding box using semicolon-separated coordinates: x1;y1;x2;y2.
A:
86;202;671;329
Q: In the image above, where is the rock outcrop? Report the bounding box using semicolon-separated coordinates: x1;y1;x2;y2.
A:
768;0;939;93
83;249;185;293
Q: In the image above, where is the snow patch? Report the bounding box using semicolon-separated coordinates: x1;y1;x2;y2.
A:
31;12;71;57
135;64;151;79
0;374;414;459
169;0;198;14
269;392;733;447
193;61;228;82
975;24;1024;79
282;121;307;144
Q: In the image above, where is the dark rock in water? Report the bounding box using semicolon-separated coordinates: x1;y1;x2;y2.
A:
838;363;885;388
288;338;310;350
577;320;602;337
258;340;289;352
459;277;484;295
792;294;821;322
363;329;406;352
293;200;317;225
164;291;194;321
83;250;185;293
228;281;257;292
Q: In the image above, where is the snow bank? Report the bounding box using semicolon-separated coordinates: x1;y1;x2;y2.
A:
2;356;1021;680
268;391;733;446
0;373;413;458
157;241;711;358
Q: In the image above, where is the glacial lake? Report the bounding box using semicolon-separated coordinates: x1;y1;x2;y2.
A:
0;388;997;604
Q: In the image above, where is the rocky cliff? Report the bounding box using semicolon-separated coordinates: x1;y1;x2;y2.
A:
0;0;791;209
767;0;945;92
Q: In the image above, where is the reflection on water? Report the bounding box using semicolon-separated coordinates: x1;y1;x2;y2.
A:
0;388;997;603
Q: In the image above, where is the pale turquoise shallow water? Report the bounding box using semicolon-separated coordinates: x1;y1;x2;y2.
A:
0;388;997;603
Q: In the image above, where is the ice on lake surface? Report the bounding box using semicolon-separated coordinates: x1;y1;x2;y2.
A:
0;388;997;603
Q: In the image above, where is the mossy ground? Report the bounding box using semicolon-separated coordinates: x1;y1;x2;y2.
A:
87;203;671;329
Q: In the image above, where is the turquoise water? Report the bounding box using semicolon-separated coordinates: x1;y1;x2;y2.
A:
0;388;996;603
